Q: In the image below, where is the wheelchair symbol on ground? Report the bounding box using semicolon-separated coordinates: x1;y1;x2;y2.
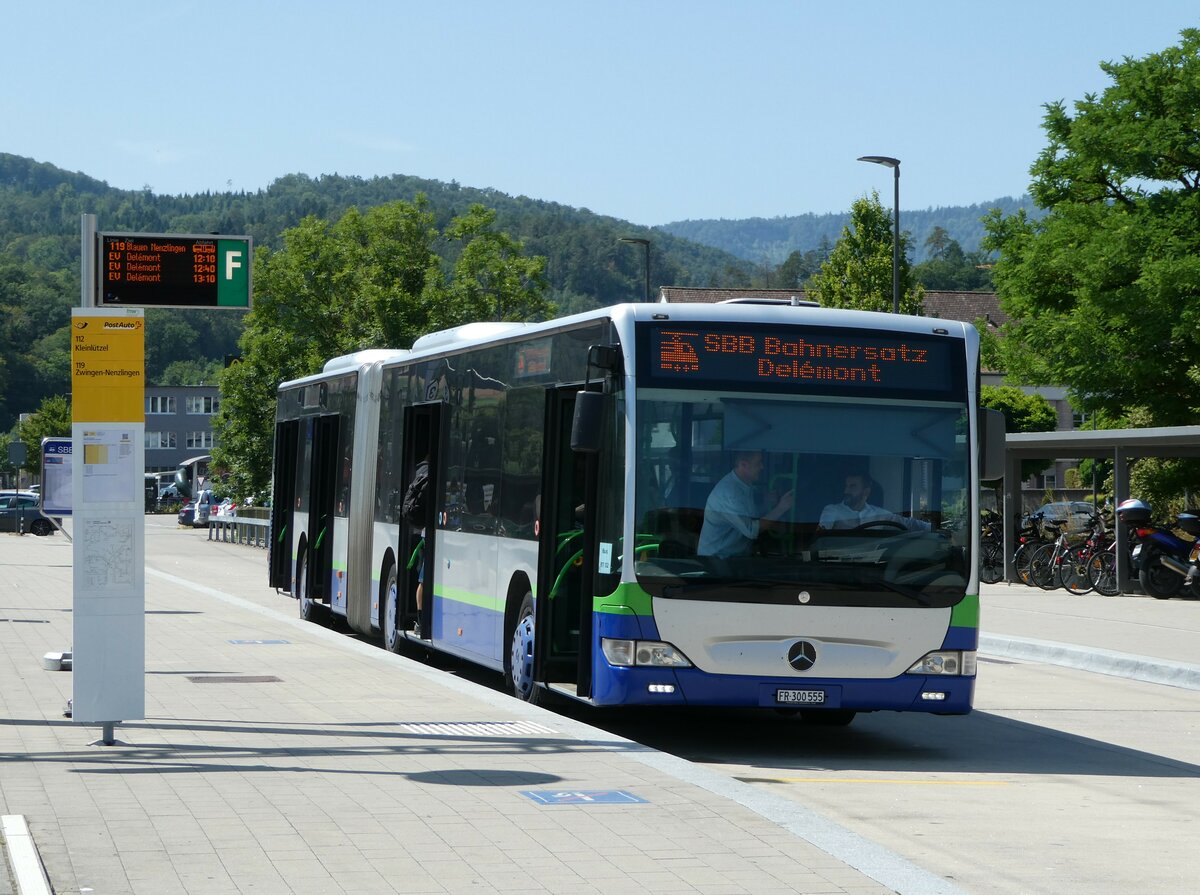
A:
520;790;647;805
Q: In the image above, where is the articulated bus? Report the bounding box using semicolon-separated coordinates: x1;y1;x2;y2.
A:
269;301;1002;723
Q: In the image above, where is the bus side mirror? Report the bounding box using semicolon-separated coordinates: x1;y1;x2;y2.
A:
571;391;606;453
979;408;1006;481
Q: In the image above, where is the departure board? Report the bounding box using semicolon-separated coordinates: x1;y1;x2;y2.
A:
97;233;252;309
639;322;962;395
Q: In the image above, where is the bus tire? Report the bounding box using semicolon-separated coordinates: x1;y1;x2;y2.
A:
297;552;324;623
508;592;539;704
383;564;402;653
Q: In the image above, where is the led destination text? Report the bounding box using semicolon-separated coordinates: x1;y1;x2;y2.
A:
648;325;953;393
105;238;216;287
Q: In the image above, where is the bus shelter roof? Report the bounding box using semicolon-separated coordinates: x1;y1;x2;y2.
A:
1006;425;1200;459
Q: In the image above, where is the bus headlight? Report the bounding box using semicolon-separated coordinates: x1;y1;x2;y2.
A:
907;650;976;676
602;638;692;668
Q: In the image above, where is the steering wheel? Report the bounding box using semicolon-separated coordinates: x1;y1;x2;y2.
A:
853;519;907;532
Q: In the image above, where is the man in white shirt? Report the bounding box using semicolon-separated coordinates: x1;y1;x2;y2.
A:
818;472;930;532
698;451;794;558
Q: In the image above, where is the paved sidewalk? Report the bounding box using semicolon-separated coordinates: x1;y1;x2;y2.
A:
0;522;958;895
979;581;1200;688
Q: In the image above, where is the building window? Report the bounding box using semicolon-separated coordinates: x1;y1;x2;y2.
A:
146;396;177;415
146;431;177;450
186;396;220;415
186;431;215;450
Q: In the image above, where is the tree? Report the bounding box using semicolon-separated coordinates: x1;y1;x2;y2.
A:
806;192;924;313
979;385;1057;480
16;395;71;469
214;198;551;499
774;241;830;290
984;30;1200;431
442;204;551;324
912;228;994;291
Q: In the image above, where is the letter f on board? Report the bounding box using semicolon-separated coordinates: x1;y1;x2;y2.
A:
225;251;243;280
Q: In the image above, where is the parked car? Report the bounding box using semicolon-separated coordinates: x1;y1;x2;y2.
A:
177;500;196;526
1034;500;1098;536
215;498;238;517
159;483;181;501
0;490;57;536
192;489;218;527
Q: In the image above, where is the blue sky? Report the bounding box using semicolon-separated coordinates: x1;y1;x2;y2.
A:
5;2;1196;225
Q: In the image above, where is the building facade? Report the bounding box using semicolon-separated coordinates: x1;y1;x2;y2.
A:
144;385;221;474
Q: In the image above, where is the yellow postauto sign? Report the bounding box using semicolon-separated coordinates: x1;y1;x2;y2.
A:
71;309;145;423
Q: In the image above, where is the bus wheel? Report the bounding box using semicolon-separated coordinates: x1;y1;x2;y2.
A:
383;565;402;653
297;554;323;623
508;592;539;703
800;710;856;727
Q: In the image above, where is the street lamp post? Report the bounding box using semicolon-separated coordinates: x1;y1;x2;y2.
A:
618;237;651;303
857;155;901;314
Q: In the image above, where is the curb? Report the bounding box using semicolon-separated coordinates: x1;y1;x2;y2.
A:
0;816;52;895
980;633;1200;690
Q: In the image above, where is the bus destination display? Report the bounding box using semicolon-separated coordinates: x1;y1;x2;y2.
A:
644;324;957;393
98;233;252;309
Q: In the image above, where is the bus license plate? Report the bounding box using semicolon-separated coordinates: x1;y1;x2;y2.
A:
776;689;825;705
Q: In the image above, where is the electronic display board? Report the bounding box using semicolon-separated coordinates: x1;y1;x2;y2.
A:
638;323;962;395
97;232;252;309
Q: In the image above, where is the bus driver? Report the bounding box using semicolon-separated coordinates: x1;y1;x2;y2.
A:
697;450;794;558
818;472;930;532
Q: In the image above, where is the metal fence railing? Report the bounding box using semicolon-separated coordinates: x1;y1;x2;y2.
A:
207;515;271;549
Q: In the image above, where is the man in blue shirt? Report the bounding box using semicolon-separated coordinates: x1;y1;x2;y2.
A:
698;451;794;558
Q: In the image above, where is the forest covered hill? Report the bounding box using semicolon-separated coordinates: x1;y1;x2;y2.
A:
661;196;1040;264
0;151;1018;428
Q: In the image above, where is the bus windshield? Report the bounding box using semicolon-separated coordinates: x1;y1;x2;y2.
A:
633;385;971;609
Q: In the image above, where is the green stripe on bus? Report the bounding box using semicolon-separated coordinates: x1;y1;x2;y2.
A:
951;593;979;628
433;585;503;611
594;581;653;617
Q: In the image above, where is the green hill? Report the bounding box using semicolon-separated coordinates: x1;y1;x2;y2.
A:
660;196;1040;264
0;151;1034;429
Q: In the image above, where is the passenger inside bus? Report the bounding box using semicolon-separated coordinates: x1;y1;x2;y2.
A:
696;450;794;558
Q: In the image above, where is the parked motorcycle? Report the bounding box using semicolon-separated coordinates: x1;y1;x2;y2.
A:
1115;498;1200;599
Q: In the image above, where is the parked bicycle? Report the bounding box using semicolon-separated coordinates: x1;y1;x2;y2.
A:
1087;542;1119;596
1028;519;1088;591
979;509;1004;584
1013;511;1051;585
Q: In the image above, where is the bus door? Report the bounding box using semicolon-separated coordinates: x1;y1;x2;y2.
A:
537;385;597;699
306;415;341;604
269;418;301;590
400;403;443;637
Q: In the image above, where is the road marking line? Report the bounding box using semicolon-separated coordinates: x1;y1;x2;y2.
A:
738;777;1008;786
